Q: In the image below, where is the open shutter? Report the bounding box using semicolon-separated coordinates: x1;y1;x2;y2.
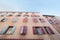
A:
33;27;37;34
40;27;46;34
46;27;51;34
47;27;54;34
44;27;49;34
8;26;16;34
20;26;27;35
0;26;9;34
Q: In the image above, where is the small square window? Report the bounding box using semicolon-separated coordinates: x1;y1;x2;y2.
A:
25;12;28;14
12;18;18;22
7;14;13;17
16;15;21;17
23;15;29;17
23;18;28;22
39;18;45;23
33;18;38;23
19;12;22;14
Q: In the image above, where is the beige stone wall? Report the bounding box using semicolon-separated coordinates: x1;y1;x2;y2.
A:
0;12;60;40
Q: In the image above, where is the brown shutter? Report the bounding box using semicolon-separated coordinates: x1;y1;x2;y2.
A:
33;27;37;34
47;27;55;34
20;26;27;35
40;27;46;34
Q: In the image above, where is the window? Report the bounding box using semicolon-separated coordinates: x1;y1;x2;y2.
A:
25;12;28;14
1;18;7;22
23;17;28;22
12;12;15;14
37;15;40;17
7;14;13;17
12;18;18;22
20;26;27;35
0;15;5;17
33;26;45;35
32;12;35;14
44;26;54;34
31;15;37;17
23;15;29;17
48;19;54;24
33;18;38;23
31;15;34;17
0;26;16;35
16;15;21;17
19;12;22;14
39;18;45;23
34;15;37;17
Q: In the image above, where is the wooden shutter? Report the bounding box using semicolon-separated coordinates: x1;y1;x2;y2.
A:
44;27;49;34
47;27;54;34
40;27;46;34
33;27;37;34
8;26;16;34
20;26;27;35
0;26;9;34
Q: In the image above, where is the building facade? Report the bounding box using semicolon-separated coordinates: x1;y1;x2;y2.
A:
0;11;60;40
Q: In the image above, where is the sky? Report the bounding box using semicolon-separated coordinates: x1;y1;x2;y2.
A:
0;0;60;16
